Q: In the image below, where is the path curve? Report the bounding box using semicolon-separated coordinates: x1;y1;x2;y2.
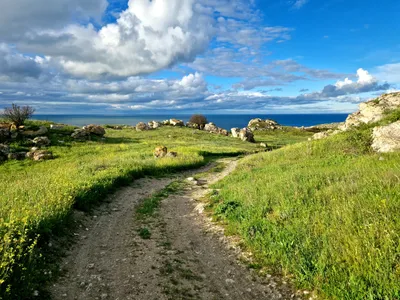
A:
49;158;300;300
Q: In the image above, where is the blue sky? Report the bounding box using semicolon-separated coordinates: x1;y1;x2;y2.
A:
0;0;398;114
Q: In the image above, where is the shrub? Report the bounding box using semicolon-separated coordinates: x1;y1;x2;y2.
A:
2;104;35;127
189;114;208;129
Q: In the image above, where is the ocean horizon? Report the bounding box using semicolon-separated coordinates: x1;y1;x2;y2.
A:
33;114;349;129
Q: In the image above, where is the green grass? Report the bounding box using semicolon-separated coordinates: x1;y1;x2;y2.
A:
254;127;313;149
209;113;400;299
0;123;262;299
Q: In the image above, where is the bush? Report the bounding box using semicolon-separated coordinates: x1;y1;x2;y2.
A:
189;114;208;129
2;104;35;127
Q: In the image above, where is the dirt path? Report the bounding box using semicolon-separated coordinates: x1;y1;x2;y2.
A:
49;158;300;300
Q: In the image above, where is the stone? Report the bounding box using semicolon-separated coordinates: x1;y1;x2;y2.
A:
71;129;90;140
170;119;184;126
312;131;330;140
219;129;229;136
136;122;150;131
239;128;255;143
204;123;219;133
148;121;161;129
83;124;106;136
166;151;178;158
50;124;65;130
371;121;400;153
0;123;11;142
260;142;268;148
186;122;200;129
339;92;400;131
248;118;280;131
231;128;240;138
26;150;53;161
33;136;51;146
0;144;10;162
162;120;170;125
22;126;48;137
248;118;262;127
154;146;168;158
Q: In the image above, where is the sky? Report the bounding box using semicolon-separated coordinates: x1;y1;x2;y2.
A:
0;0;399;115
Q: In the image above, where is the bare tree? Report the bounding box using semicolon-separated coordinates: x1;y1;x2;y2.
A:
2;104;35;127
189;114;208;129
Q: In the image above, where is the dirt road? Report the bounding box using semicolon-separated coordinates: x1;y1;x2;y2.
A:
49;158;299;300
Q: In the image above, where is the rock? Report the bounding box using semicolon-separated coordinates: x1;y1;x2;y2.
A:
154;146;168;158
219;129;229;136
22;126;48;137
26;150;53;161
166;151;178;158
186;122;200;129
71;129;90;140
0;144;10;162
83;124;106;136
136;122;150;131
248;118;280;131
312;131;330;140
260;142;268;148
340;92;400;131
170;119;184;126
148;121;161;129
248;118;263;127
239;128;255;143
50;124;65;130
371;121;400;153
204;123;219;133
0;123;11;142
32;136;51;147
8;152;27;160
231;128;240;138
162;120;170;126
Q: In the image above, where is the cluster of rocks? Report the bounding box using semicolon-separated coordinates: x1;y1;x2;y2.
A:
204;123;229;136
248;119;281;131
231;127;255;143
71;124;106;140
311;92;400;153
153;146;178;158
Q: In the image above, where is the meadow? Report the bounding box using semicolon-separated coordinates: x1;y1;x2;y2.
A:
0;120;312;299
209;111;400;299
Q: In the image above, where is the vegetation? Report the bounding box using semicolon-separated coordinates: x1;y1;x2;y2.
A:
1;104;35;127
208;111;400;299
189;114;208;129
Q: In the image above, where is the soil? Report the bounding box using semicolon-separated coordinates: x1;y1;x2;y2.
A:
49;158;301;300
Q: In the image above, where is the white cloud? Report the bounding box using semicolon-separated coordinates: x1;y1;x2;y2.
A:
293;0;309;9
374;63;400;84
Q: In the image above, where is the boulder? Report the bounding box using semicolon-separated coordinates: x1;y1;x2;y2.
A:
71;129;90;140
162;120;170;126
136;122;150;131
0;124;11;142
0;144;10;161
50;124;65;130
170;119;184;127
166;151;178;158
186;122;200;130
154;146;168;158
248;118;262;127
371;121;400;153
340;92;400;131
33;136;51;147
231;128;240;138
22;126;48;137
204;123;219;133
249;119;280;131
148;121;161;129
239;128;255;143
260;143;268;148
218;129;229;136
8;152;27;160
26;150;53;161
83;124;106;136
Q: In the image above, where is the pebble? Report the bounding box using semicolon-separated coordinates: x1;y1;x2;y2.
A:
87;263;95;269
225;278;235;284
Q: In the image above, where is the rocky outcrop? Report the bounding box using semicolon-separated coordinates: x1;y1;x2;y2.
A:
239;128;255;143
340;92;400;131
148;121;161;129
83;124;106;136
0;124;11;142
248;119;280;131
170;119;184;127
33;136;51;147
371;121;400;153
136;122;150;131
71;129;90;140
231;128;240;138
204;123;229;136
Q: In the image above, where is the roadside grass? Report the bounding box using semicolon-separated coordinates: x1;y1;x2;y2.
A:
0;124;261;299
208;113;400;299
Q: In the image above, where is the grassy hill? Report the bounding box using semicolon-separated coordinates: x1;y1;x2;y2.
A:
209;111;400;299
0;121;312;299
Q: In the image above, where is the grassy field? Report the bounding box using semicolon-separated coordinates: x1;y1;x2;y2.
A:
0;120;312;299
209;112;400;299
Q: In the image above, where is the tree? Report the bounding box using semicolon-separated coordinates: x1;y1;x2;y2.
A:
189;114;208;129
2;104;35;127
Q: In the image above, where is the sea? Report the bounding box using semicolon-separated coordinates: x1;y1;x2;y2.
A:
33;114;349;129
